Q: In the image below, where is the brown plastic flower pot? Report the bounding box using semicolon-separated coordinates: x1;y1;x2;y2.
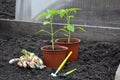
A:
41;45;68;68
55;38;80;62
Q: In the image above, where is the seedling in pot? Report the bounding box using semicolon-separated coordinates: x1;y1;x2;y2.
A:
37;9;61;50
58;8;86;43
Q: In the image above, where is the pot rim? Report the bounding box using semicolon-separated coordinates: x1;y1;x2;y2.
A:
41;45;68;52
55;38;80;44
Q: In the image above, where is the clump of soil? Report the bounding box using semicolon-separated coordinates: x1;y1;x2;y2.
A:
0;33;120;80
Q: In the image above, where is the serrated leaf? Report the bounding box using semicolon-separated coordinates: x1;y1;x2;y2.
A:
78;27;86;32
59;9;66;18
67;24;75;32
43;21;50;25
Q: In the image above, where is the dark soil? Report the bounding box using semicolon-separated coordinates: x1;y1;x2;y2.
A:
0;33;120;80
0;0;16;19
41;45;68;51
56;38;79;44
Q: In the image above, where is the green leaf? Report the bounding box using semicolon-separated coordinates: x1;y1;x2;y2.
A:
59;9;66;18
60;28;68;33
43;21;50;25
38;29;45;32
67;24;75;32
48;9;58;16
46;14;51;19
63;26;67;29
41;12;48;16
69;8;80;13
36;12;47;19
64;34;68;37
35;29;45;34
69;8;78;10
69;15;74;19
78;27;86;32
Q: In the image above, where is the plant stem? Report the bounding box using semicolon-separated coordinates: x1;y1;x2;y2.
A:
68;30;71;43
67;16;71;43
50;17;54;50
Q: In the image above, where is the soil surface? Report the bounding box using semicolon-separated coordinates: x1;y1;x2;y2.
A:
0;33;120;80
0;0;16;19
